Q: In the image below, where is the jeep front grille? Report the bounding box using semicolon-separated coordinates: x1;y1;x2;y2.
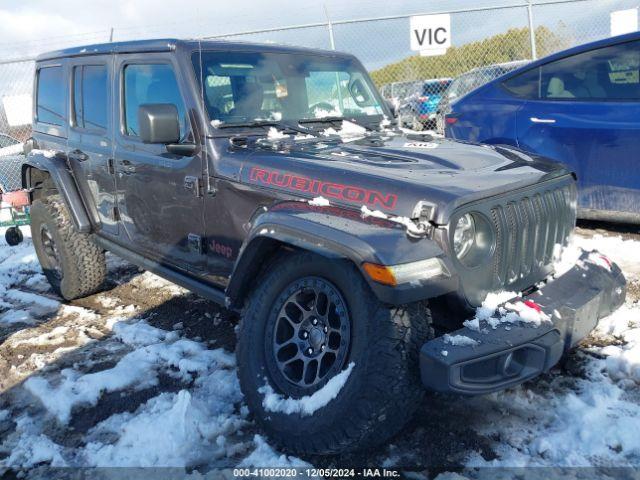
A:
489;183;576;289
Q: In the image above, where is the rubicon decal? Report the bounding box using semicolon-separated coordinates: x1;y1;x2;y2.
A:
249;167;398;210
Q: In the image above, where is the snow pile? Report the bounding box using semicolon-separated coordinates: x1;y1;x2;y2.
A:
596;303;640;384
83;371;245;467
239;435;312;468
554;233;640;280
443;334;478;347
501;300;551;326
4;289;60;316
462;291;551;334
5;431;66;468
466;350;640;467
323;120;367;141
267;127;287;140
260;362;354;416
308;196;330;207
24;319;235;424
474;291;518;321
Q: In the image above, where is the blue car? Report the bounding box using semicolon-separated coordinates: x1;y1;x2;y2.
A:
445;32;640;224
398;78;451;130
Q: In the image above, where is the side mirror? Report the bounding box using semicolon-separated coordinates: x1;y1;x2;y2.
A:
138;104;180;144
385;99;399;118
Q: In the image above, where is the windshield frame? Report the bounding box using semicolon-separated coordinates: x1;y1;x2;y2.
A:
190;47;392;135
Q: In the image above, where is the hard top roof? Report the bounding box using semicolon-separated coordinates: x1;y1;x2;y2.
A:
36;38;354;62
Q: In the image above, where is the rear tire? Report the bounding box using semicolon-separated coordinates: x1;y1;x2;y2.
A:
5;227;23;246
237;251;433;455
30;195;106;300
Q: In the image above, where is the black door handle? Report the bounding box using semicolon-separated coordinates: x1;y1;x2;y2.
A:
68;149;88;162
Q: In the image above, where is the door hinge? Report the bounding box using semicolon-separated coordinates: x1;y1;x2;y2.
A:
207;176;218;196
111;206;120;221
107;158;115;175
184;176;203;197
188;233;204;254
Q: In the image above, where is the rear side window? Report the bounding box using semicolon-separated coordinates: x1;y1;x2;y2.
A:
36;66;65;126
73;65;108;131
502;67;540;99
503;40;640;101
540;40;640;100
123;64;186;138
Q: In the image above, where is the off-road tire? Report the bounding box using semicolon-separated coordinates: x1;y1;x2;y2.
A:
237;251;433;455
30;195;106;300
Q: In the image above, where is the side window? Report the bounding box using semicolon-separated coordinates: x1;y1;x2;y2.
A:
73;65;108;130
502;67;540;99
36;66;65;126
540;40;640;100
123;64;186;137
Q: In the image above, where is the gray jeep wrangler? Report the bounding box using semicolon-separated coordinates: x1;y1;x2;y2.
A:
22;39;625;455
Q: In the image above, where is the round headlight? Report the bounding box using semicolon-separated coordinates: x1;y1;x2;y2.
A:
453;213;476;258
451;212;496;268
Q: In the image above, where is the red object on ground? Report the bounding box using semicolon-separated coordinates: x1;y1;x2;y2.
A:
1;190;30;208
523;299;542;313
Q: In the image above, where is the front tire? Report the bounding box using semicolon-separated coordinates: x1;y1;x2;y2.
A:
30;196;106;300
237;251;432;455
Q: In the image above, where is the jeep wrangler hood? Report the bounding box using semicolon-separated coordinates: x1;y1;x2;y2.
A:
241;134;571;224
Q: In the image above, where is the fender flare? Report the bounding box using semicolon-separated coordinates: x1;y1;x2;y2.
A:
225;202;455;307
21;153;92;233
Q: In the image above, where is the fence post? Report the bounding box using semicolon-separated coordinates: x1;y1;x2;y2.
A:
323;4;336;50
526;0;537;59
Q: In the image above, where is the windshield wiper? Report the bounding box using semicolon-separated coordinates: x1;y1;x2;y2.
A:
217;120;279;129
300;116;381;133
217;119;317;138
298;116;345;125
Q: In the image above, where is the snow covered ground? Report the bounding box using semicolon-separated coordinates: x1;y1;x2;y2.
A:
0;223;638;477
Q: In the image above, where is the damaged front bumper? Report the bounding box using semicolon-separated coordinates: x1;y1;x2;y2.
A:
420;251;626;395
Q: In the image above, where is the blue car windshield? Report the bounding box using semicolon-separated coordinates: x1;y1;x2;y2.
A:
192;51;385;125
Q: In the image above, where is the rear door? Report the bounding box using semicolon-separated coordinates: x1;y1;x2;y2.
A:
113;54;206;272
514;39;640;217
67;59;118;236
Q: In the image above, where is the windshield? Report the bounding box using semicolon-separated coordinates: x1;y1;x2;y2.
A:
192;50;385;126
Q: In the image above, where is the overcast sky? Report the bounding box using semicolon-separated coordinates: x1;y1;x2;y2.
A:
0;0;635;67
0;0;542;49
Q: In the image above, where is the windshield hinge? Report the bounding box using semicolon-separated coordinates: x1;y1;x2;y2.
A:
412;201;437;235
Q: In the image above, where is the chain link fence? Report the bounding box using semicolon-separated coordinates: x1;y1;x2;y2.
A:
0;0;636;152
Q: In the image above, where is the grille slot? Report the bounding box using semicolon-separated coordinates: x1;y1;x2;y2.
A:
489;183;575;288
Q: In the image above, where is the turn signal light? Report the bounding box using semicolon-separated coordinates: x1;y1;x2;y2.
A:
362;258;446;287
362;263;397;286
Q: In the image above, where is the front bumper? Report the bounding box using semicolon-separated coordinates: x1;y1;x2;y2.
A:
420;251;626;395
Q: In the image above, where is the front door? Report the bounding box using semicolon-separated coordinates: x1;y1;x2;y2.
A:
67;59;119;236
113;54;206;272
